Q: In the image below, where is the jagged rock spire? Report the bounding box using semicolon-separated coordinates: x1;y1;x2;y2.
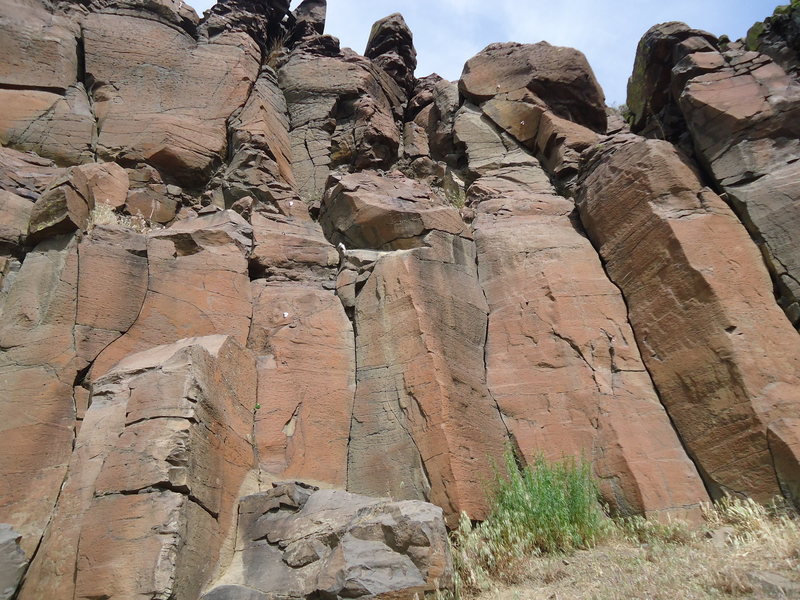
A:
365;12;417;95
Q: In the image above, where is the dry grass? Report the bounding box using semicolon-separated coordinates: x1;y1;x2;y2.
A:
87;201;156;234
466;496;800;600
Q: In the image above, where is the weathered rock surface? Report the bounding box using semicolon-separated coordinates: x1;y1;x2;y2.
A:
629;22;800;326
84;11;260;184
279;35;404;200
460;42;607;133
90;211;253;377
577;136;800;501
248;283;355;487
365;13;417;95
348;230;509;524
18;335;257;600
3;1;800;596
320;170;468;250
203;482;452;599
745;2;800;76
0;236;79;556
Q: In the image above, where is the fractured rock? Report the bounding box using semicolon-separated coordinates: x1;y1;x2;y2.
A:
320;170;468;250
365;13;417;95
279;35;404;201
576;135;800;501
84;12;260;184
0;235;79;556
248;283;355;487
347;230;509;524
90;211;253;378
203;482;453;599
460;41;607;133
18;335;257;600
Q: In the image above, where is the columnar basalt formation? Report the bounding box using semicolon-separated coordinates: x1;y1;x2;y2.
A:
1;0;800;596
628;21;800;327
576;135;800;501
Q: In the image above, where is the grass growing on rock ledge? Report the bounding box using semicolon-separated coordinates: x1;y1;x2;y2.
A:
446;452;800;600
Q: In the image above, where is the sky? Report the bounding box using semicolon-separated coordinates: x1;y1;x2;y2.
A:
187;0;783;105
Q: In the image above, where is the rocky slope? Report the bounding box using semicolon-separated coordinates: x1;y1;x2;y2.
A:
0;0;798;598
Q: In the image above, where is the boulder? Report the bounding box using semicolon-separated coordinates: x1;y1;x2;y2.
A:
365;13;417;95
203;482;453;599
291;0;326;43
27;161;130;242
18;336;257;600
248;283;355;487
460;41;607;133
320;171;468;250
576;135;800;501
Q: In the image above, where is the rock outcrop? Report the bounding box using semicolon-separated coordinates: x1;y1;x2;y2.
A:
203;482;452;599
2;0;800;596
576;136;800;501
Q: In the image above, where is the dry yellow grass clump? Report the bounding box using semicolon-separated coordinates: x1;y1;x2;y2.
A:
468;496;800;600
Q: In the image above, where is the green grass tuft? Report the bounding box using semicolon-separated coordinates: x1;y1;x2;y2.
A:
450;450;610;594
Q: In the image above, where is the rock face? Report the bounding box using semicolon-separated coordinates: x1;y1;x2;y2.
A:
577;136;800;501
2;0;800;597
203;482;452;599
18;335;258;600
628;21;800;326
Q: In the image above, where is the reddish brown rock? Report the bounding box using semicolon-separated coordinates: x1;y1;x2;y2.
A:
0;86;95;166
203;482;452;599
19;335;257;600
28;161;130;242
248;283;355;487
628;24;800;325
576;136;800;501
0;236;79;556
74;225;148;370
678;49;800;325
0;191;33;249
460;41;607;133
90;211;253;378
208;69;297;207
0;0;79;91
84;12;260;184
278;35;403;200
249;206;339;283
320;171;468;250
348;230;509;524
465;126;707;517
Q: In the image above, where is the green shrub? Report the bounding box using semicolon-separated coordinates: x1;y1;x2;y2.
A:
450;450;609;594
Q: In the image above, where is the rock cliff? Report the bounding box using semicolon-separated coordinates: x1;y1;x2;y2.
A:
0;0;798;598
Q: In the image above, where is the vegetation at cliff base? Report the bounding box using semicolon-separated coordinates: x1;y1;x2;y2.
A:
448;452;800;599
